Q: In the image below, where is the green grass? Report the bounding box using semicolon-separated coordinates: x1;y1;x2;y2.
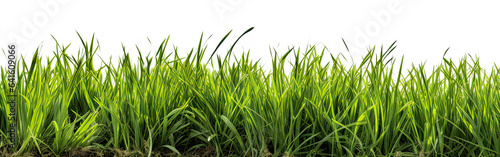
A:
1;28;500;156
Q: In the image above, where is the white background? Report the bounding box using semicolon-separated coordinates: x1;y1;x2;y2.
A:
1;0;500;72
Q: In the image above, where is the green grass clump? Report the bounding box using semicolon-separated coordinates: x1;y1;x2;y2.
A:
1;28;500;156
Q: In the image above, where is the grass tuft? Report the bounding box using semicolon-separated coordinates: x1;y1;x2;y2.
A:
1;30;500;156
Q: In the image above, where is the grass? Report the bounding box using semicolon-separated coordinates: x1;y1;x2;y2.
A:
1;28;500;156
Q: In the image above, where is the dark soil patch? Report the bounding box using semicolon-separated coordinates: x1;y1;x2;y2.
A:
0;146;226;157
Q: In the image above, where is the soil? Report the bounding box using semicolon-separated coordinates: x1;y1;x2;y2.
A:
0;146;221;157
